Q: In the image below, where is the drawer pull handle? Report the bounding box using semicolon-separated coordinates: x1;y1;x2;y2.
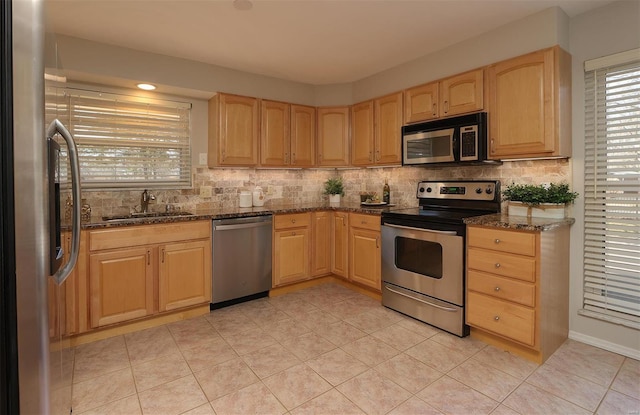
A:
494;239;501;244
494;316;500;321
494;286;501;292
495;263;501;268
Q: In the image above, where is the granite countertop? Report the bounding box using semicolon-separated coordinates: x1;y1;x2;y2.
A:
80;202;413;230
464;213;575;232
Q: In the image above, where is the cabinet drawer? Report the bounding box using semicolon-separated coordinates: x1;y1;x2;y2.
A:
468;270;535;307
274;213;311;230
89;221;211;251
349;213;381;231
467;291;536;346
468;247;536;282
468;227;536;256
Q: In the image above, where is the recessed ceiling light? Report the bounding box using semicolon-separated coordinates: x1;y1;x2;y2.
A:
233;0;252;11
137;83;156;91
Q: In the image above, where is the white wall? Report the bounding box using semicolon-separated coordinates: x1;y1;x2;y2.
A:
568;0;640;357
351;7;570;102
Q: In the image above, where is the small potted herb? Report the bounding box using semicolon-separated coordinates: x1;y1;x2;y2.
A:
324;177;344;204
502;182;578;218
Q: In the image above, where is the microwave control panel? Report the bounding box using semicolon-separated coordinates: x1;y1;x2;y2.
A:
459;125;478;161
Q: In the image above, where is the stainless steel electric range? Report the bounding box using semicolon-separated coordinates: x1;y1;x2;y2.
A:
381;180;501;337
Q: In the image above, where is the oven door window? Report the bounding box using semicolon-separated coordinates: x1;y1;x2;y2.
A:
395;236;442;279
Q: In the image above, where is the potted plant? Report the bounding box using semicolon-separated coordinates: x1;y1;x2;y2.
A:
324;177;344;204
502;182;578;219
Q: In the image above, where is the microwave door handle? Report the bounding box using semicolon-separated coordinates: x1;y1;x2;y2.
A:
47;119;81;285
383;223;458;236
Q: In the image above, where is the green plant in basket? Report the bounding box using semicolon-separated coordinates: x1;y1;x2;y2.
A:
502;182;578;207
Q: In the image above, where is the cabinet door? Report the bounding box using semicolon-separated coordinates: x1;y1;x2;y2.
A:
311;212;331;277
351;101;375;166
404;82;438;123
349;227;381;291
273;228;310;286
159;239;212;312
440;69;483;117
89;247;154;327
331;212;349;278
62;232;78;336
375;92;403;165
317;107;350;166
488;48;556;158
290;105;316;167
211;93;259;166
260;100;290;166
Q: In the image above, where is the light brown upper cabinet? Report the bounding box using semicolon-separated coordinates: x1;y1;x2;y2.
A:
208;93;259;167
290;104;316;167
317;106;350;167
404;69;484;124
375;92;403;165
351;92;403;167
260;100;291;166
351;101;375;165
487;46;571;159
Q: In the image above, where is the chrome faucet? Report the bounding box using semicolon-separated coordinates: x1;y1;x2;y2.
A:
141;189;156;213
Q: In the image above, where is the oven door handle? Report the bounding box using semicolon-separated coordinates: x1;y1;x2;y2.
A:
384;285;458;312
383;223;458;236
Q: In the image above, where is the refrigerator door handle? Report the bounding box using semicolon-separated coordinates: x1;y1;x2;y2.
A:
47;119;81;285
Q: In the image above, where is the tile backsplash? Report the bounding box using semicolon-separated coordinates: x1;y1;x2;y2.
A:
80;159;572;221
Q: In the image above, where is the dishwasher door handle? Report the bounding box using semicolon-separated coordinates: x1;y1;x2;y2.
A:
214;221;272;231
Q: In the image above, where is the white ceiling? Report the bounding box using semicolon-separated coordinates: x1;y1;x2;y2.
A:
45;0;612;85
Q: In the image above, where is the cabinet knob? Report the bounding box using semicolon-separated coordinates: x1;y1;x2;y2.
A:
490;139;495;153
291;219;296;223
432;103;437;116
369;151;373;162
292;232;296;236
494;316;500;321
292;152;296;163
495;263;501;268
444;100;449;114
494;286;501;292
494;239;501;244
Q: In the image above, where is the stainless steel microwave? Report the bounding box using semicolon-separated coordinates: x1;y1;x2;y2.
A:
402;112;487;165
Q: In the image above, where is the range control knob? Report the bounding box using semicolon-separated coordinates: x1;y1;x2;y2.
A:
475;187;483;194
419;187;425;194
426;187;433;193
485;187;493;194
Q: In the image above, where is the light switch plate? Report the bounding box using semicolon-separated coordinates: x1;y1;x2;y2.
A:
199;153;208;165
200;186;212;198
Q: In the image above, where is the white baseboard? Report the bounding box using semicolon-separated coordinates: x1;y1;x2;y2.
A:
569;330;640;360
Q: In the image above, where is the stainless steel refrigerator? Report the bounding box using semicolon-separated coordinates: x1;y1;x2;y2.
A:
1;0;80;413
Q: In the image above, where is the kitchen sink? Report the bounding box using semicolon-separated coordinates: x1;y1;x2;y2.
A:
101;211;194;221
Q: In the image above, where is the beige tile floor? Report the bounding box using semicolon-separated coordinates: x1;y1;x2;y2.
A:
69;283;640;415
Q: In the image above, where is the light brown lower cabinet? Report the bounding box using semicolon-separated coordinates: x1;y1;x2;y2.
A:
273;213;311;287
348;213;381;291
311;211;331;277
87;221;211;329
466;225;570;363
159;240;212;312
90;247;154;327
331;211;349;278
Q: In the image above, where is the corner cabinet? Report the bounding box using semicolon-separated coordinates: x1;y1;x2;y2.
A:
311;211;332;277
208;93;259;167
290;105;316;167
487;46;571;159
317;106;350;167
404;68;484;124
331;211;349;278
87;221;211;328
466;224;570;363
348;213;381;291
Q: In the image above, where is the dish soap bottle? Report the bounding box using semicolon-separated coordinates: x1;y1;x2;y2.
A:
383;179;390;204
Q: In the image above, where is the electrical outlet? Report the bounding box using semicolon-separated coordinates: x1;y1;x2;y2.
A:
199;153;208;165
200;186;212;198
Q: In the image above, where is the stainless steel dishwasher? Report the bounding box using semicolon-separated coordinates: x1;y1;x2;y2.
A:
211;215;272;308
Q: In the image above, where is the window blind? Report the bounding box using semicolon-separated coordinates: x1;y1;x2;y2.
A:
46;87;192;189
582;50;640;328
